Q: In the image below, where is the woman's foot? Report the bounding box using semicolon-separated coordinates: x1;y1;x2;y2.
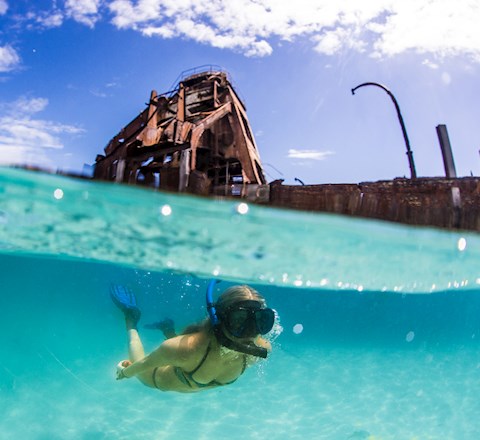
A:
144;318;176;338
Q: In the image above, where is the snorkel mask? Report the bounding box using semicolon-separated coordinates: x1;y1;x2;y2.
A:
206;280;274;358
220;300;275;339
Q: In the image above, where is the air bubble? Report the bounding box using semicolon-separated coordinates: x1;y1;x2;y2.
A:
457;237;467;252
236;202;249;215
160;204;172;216
53;188;64;200
293;324;304;334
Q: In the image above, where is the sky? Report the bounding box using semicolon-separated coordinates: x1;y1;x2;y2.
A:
1;0;480;185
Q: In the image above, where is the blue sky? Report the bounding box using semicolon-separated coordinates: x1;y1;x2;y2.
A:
1;0;479;184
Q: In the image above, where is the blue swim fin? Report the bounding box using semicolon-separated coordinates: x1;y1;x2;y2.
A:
110;284;141;324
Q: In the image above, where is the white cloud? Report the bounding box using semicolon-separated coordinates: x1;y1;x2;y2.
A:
422;59;439;70
104;0;480;62
15;1;101;30
370;1;480;62
37;11;64;28
16;10;64;30
288;149;335;161
0;45;21;72
9;96;49;114
90;89;108;98
0;0;7;15
245;40;272;57
5;1;480;62
108;0;314;56
0;96;84;167
65;0;102;28
313;27;367;56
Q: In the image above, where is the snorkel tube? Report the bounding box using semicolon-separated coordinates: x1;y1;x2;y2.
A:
206;279;269;359
206;279;220;326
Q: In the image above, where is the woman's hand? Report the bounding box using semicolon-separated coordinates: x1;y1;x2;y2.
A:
116;360;132;380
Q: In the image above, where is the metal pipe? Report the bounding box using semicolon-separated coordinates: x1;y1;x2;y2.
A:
294;177;305;185
351;82;417;179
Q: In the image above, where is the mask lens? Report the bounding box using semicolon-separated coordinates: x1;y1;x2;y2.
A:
223;303;275;338
226;309;250;337
255;308;275;334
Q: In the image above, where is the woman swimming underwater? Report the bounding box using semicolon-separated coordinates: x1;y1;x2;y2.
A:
112;281;275;392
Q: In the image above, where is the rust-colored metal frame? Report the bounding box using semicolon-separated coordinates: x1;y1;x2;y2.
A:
93;70;267;197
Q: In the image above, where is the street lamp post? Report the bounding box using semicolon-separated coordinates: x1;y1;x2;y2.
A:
351;82;417;179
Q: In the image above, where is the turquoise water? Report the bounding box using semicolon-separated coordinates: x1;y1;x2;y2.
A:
1;168;479;440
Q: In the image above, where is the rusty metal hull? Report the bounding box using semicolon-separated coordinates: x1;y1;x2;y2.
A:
270;177;480;231
93;69;267;200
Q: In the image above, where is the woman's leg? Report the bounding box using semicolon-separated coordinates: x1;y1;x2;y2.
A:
144;318;177;339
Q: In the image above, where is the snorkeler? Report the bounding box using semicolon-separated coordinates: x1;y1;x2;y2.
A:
111;281;275;392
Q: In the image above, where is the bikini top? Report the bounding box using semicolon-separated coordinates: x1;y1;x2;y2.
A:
176;341;247;388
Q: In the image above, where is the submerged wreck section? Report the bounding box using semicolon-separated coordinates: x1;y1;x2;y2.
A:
94;68;268;199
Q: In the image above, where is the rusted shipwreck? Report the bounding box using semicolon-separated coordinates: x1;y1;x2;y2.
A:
93;67;480;232
94;67;268;200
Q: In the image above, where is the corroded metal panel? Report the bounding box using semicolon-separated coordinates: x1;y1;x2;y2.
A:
269;178;480;231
